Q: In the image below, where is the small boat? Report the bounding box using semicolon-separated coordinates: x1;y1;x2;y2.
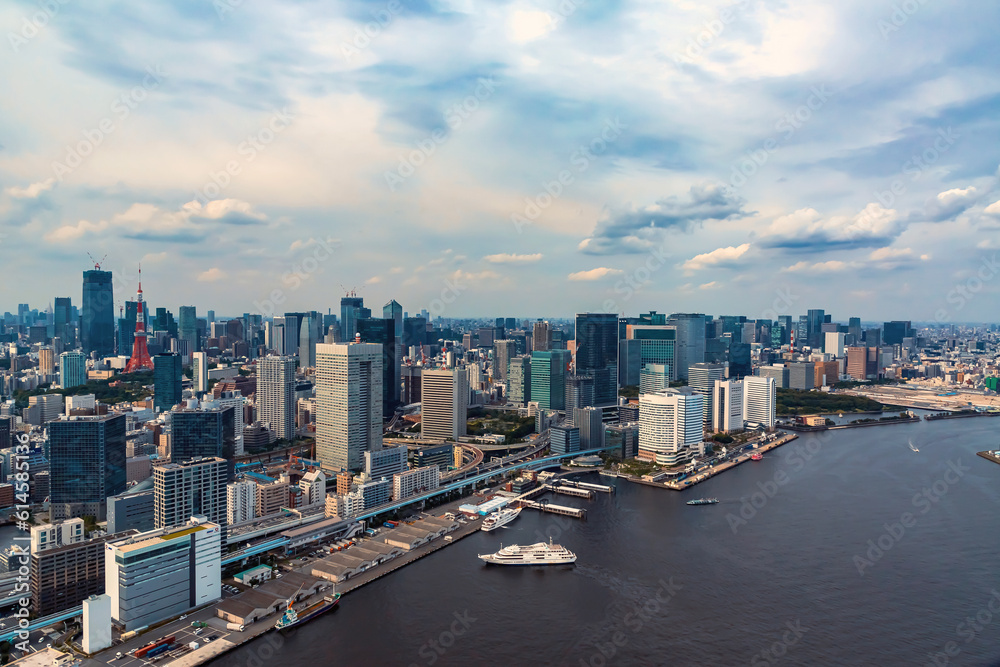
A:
481;507;522;532
686;498;719;505
750;452;763;461
909;440;919;452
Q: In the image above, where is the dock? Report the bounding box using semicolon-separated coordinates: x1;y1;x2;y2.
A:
977;451;1000;466
557;479;615;494
517;500;586;519
549;485;594;499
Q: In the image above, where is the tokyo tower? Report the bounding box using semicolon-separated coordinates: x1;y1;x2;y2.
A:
124;265;154;372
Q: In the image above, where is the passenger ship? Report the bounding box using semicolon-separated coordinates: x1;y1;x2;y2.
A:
481;507;522;532
478;538;577;565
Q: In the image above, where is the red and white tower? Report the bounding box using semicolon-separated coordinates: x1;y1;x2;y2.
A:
124;265;154;372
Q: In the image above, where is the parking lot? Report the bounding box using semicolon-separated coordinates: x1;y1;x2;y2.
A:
92;612;238;666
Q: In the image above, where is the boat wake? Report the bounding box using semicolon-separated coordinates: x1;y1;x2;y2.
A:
908;439;919;453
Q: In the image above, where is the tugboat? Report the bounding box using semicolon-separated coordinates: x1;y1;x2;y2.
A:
275;592;341;631
686;498;719;505
751;452;763;461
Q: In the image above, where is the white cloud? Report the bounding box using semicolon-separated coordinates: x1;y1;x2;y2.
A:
508;10;554;43
868;247;912;261
681;243;751;273
568;267;624;281
699;281;721;290
198;267;226;282
483;253;544;264
367;276;382;284
4;179;55;199
983;200;1000;216
782;260;850;273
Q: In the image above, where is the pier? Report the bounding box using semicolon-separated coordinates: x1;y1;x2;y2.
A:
548;485;595;499
517;500;587;519
557;479;615;494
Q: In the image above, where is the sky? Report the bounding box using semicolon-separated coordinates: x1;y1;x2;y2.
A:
2;0;1000;323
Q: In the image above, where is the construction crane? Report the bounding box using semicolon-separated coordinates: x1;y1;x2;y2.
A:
340;284;357;298
87;252;107;270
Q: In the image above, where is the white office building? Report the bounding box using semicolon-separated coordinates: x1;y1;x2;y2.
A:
364;446;408;479
227;480;257;525
192;351;208;394
743;376;776;429
824;331;846;358
639;363;670;395
638;388;704;467
315;342;384;472
420;368;469;441
688;362;725;424
712;379;744;433
392;465;440;501
104;516;222;631
257;356;296;441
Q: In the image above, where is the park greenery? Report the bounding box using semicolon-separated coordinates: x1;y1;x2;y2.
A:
776;388;883;416
467;408;535;443
11;370;154;408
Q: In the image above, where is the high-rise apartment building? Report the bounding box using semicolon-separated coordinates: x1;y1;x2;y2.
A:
154;457;228;540
638;388;704;467
257;356;296;441
226;479;257;525
743;376;776;429
192;351;208;393
82;269;114;357
420;367;469;441
315;342;384;471
575;313;618;406
49;414;127;520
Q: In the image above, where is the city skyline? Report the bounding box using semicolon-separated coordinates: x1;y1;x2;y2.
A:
2;2;1000;319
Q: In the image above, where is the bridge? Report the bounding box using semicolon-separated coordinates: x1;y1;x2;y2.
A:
0;606;82;644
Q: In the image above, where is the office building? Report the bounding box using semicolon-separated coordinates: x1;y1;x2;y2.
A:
298;314;317;368
618;338;642;388
54;296;73;344
255;477;288;517
30;518;85;554
28;394;64;423
758;364;789;389
153;352;182;413
192;351;208;393
106;489;155;534
178;305;199;356
743;376;776;429
883;321;913;346
688;362;725;424
82;269;114;357
403;317;427;350
846;346;880;380
529;349;571;411
508;355;531;406
340;296;366;341
401;365;422;404
712;379;744;433
37;346;55;378
814;360;840;387
154;458;228;543
393;465;440;501
629;325;677;381
532;321;550;351
806;309;825;348
639;364;670;395
170;403;236;476
31;526;130;616
824;331;845;357
413;443;453;471
788;362;815;390
666;314;707;381
550;425;581;455
494;339;517;383
574;406;604;450
604;423;639;459
383;300;404;405
565;375;595;423
60;350;87;389
365;446;408;479
316;342;384;471
357;317;398;418
50;414;127;521
420;367;469;441
105;516;222;631
257;356;296;441
638;388;704;467
227;480;257;525
575;313;618;405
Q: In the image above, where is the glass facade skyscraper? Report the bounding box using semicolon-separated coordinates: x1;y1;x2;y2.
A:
530;349;571;410
574;313;618;406
357;317;397;417
629;326;676;380
50;414;126;520
82;269;114;357
153;352;183;412
170;407;236;477
178;305;199;354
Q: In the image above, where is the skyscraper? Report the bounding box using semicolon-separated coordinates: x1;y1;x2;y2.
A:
382;301;403;406
59;350;87;389
688;362;725;424
299;314;317;367
82;269;114;357
315;343;384;471
882;321;913;346
53;297;72;345
38;346;55;377
257;356;296;441
178;306;199;354
575;313;618;406
192;351;208;393
153;352;182;413
712;379;744;433
638;388;704;467
340;296;365;341
666;313;707;381
49;414;127;520
806;309;825;348
565;374;595;423
530;349;571;410
618;338;642;387
154;457;227;539
743;376;776;429
493;339;517;383
508;355;531;406
629;325;677;380
420;368;469;441
532;321;550;351
357;318;397;418
170;404;236;476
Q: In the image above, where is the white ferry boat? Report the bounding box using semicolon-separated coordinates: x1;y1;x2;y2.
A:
478;538;577;565
481;507;522;532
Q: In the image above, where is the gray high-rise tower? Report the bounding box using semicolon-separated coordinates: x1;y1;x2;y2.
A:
82;269;114;357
